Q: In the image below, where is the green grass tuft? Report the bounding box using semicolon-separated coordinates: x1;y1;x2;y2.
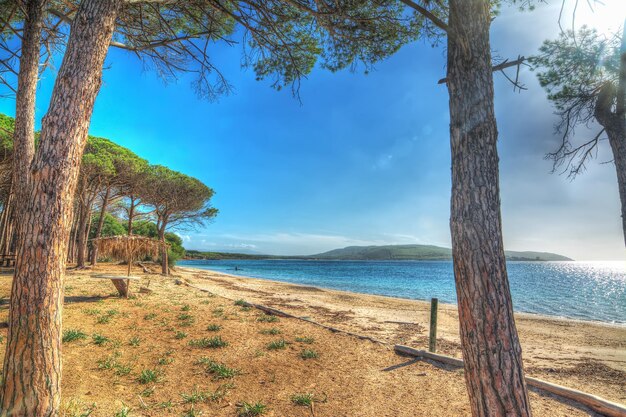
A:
206;324;221;332
178;313;195;326
295;336;314;344
92;334;109;346
234;299;247;307
291;393;314;406
237;401;267;417
256;314;279;323
144;313;157;320
204;360;239;379
129;336;141;347
138;369;160;384
63;329;87;343
174;331;187;339
300;349;318;359
266;339;288;350
189;336;227;349
181;387;209;404
114;363;132;376
259;328;281;335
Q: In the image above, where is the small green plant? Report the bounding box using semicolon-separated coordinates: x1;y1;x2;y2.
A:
295;336;314;344
182;408;202;417
114;363;132;376
83;308;101;316
300;349;318;359
106;309;119;317
62;329;87;343
178;313;195;326
0;335;4;343
212;307;224;317
96;315;111;324
206;324;221;332
158;356;174;366
181;304;191;311
144;312;157;320
129;336;141;347
234;299;247;306
113;405;130;417
97;352;121;370
204;360;239;379
62;398;95;417
291;393;314;406
92;334;109;346
138;369;160;384
174;331;187;339
256;314;278;323
181;387;209;404
237;401;267;417
157;400;173;409
189;336;227;349
259;328;281;335
266;339;288;350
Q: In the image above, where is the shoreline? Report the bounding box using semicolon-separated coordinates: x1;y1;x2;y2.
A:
176;265;626;404
178;264;626;328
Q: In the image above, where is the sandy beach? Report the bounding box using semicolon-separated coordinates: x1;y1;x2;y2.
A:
0;263;621;416
178;266;626;405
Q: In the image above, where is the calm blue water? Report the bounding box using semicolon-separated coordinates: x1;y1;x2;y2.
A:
179;260;626;324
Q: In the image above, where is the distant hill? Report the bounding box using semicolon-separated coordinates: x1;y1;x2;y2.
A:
307;245;572;262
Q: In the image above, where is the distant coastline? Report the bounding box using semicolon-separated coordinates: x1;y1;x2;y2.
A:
184;243;573;262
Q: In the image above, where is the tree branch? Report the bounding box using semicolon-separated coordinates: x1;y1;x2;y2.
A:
398;0;448;33
438;56;526;84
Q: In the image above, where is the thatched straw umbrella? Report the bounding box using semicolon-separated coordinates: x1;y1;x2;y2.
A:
92;235;168;296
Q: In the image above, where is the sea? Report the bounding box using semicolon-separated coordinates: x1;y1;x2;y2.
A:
179;259;626;325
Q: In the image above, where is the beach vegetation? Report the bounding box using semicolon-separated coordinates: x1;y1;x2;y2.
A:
62;330;87;343
189;336;227;349
237;401;267;417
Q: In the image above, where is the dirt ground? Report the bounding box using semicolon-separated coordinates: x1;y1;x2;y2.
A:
0;264;619;416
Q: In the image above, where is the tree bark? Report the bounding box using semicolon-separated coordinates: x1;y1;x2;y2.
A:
90;185;111;265
608;130;626;248
595;23;626;249
158;223;168;275
11;0;46;210
0;1;122;415
614;23;626;248
75;202;91;268
127;198;135;235
446;1;531;416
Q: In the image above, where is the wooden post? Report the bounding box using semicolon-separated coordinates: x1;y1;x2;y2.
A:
429;298;438;352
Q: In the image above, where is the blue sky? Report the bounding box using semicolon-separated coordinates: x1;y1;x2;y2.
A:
0;2;624;260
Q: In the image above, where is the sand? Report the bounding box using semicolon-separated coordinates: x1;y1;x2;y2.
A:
178;266;626;406
0;263;620;416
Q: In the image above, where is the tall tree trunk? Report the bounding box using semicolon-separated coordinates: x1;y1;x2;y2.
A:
11;0;46;210
609;131;626;248
75;202;90;268
0;1;122;415
67;213;78;264
90;185;110;265
446;1;531;416
158;223;168;275
595;23;626;248
615;23;626;248
0;189;13;255
127;199;135;235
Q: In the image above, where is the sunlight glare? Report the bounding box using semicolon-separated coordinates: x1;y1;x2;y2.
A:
572;1;626;35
